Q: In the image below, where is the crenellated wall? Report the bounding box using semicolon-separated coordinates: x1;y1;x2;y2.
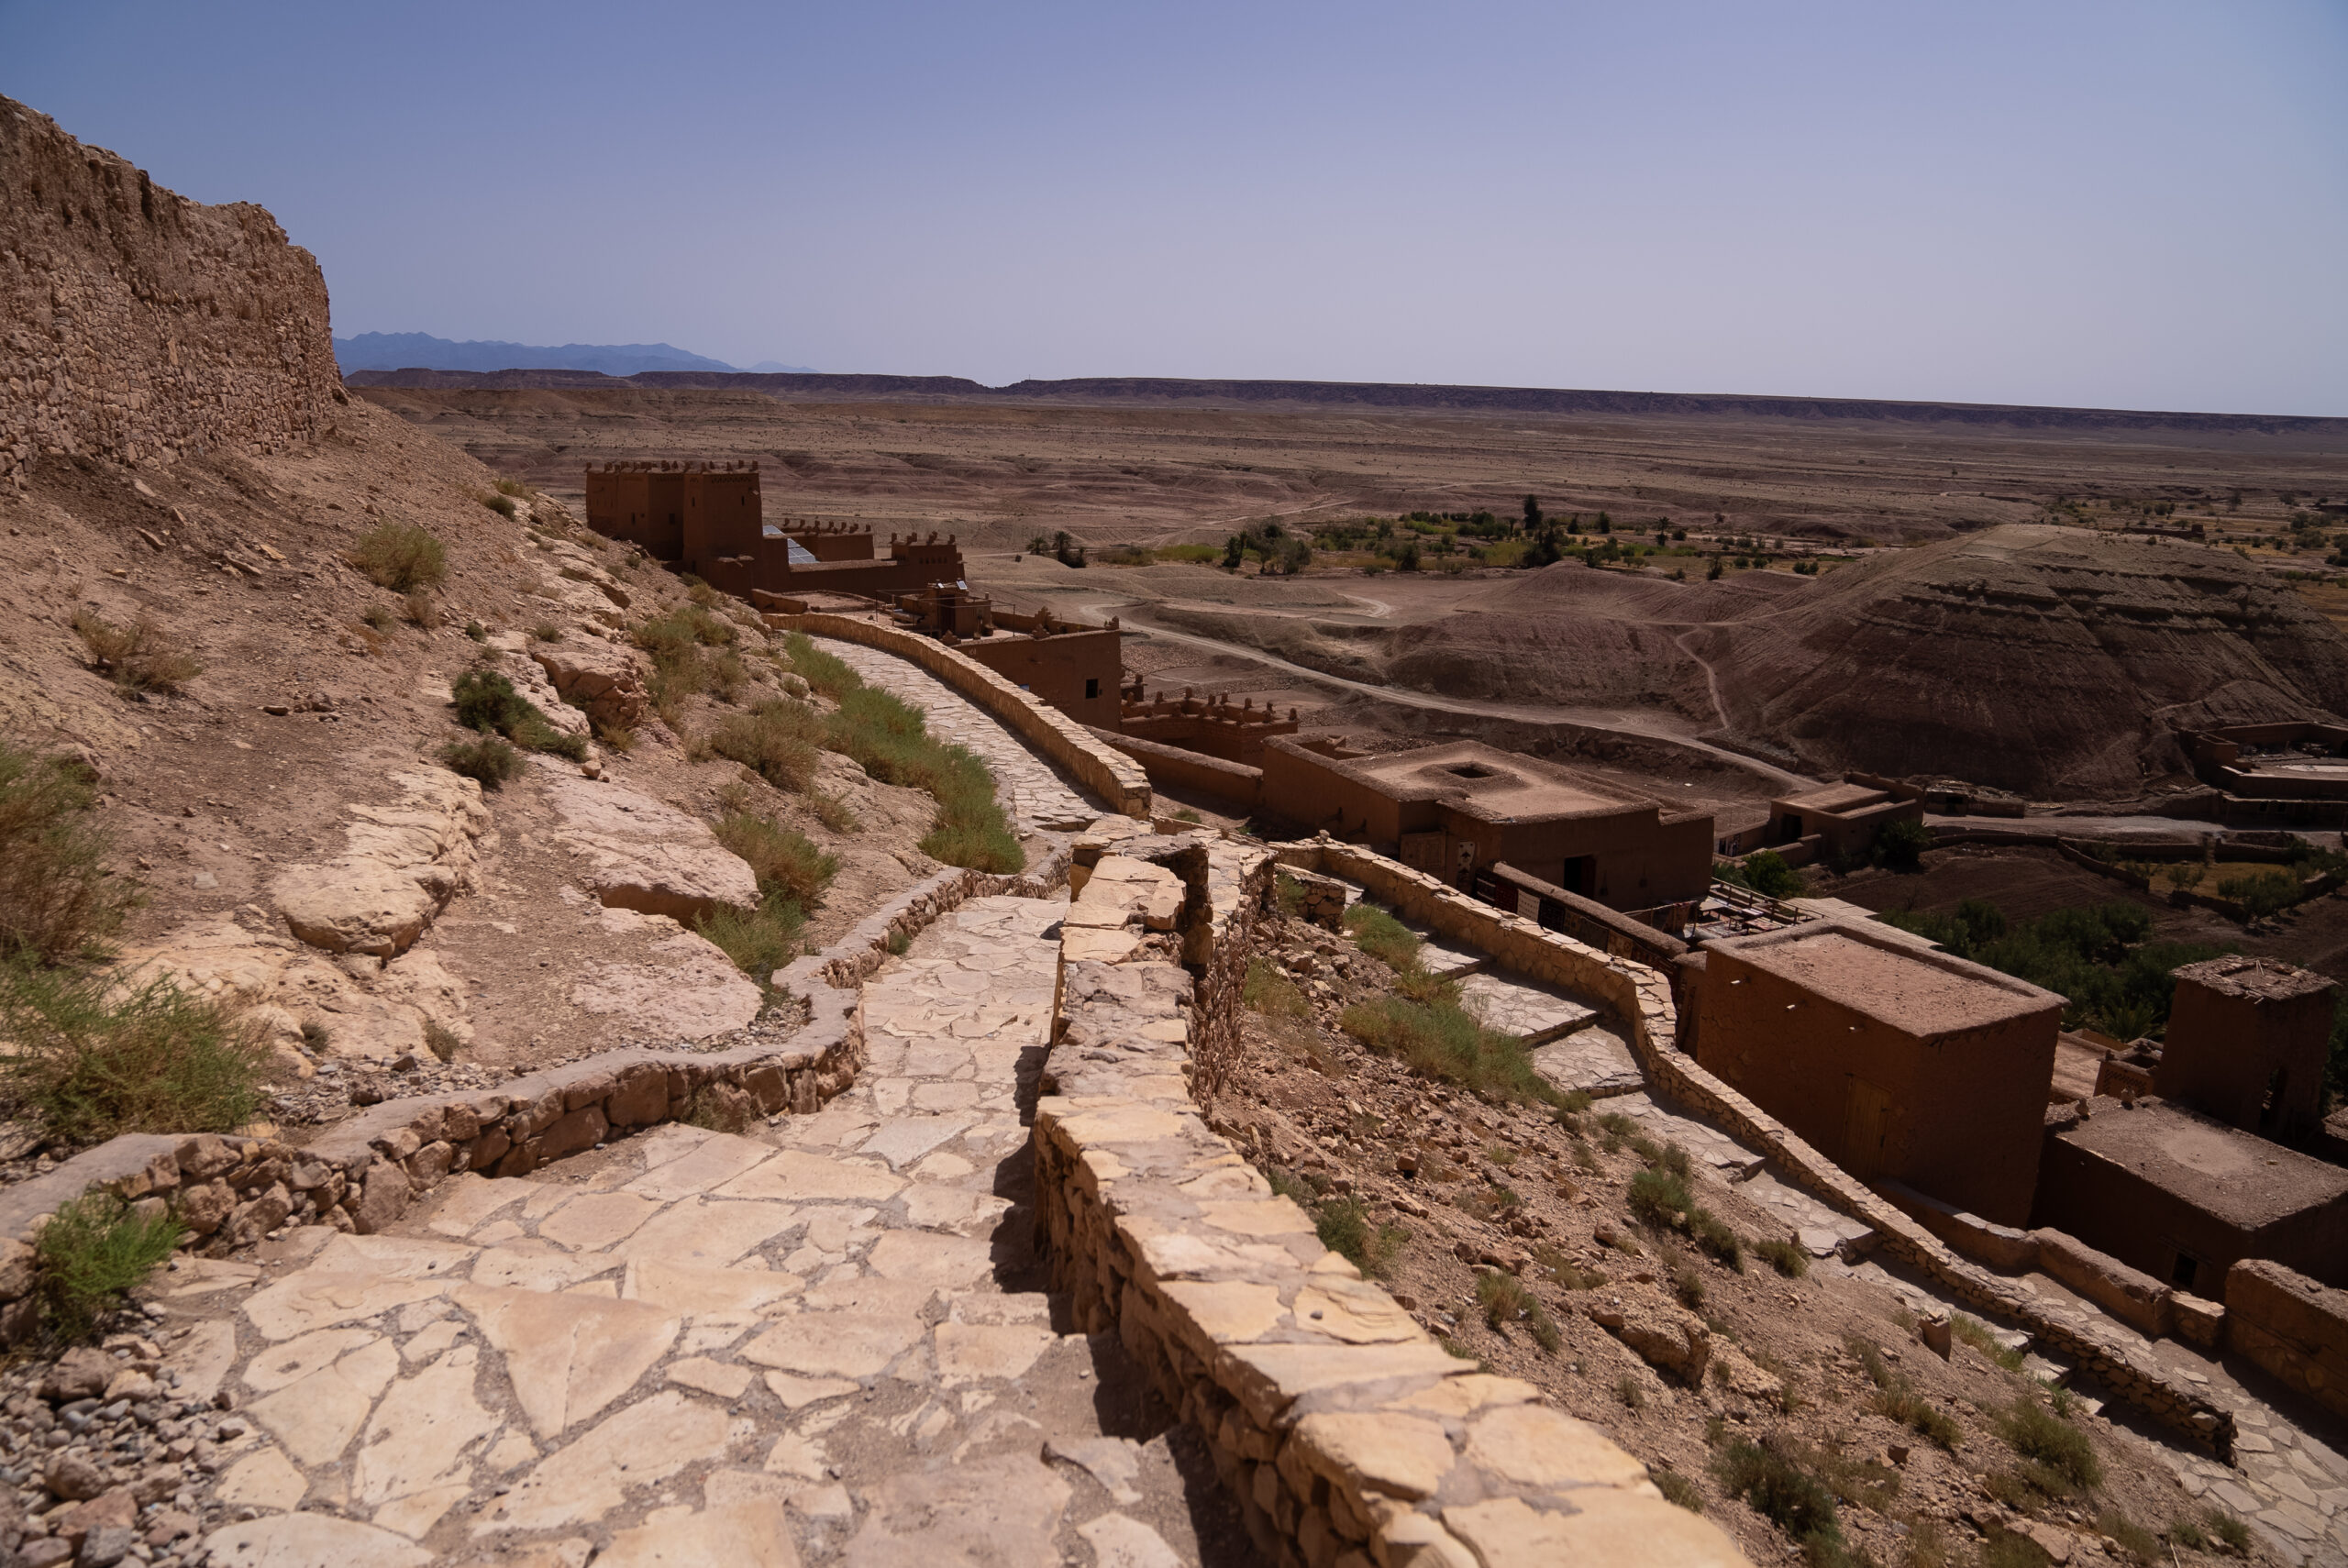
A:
0;95;344;487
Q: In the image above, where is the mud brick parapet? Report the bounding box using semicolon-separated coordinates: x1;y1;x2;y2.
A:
2225;1261;2348;1422
0;96;344;488
1266;837;2240;1459
0;845;1072;1343
1034;826;1755;1567
763;614;1153;819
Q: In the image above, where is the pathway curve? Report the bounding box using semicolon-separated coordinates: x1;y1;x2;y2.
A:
824;642;1098;833
98;890;1250;1568
1072;595;1822;790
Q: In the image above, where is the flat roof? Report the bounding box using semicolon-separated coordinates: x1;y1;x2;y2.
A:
1320;741;1654;822
1712;920;2061;1035
2173;955;2336;1003
2057;1096;2348;1229
1774;782;1890;814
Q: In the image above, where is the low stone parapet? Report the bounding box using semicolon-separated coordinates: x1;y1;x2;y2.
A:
0;845;1073;1343
1033;830;1754;1567
762;613;1152;818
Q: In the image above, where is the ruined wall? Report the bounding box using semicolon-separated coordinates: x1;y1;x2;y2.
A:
0;96;343;488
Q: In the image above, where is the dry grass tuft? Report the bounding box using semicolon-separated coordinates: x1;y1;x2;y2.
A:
71;611;201;694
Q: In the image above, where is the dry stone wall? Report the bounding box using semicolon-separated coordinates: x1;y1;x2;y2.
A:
1267;838;2241;1459
1033;825;1755;1568
0;847;1070;1346
0;96;343;488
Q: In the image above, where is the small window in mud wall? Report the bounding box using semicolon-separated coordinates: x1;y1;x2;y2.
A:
1085;678;1101;700
2170;1246;2210;1293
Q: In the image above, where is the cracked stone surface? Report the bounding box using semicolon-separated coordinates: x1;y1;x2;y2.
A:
823;642;1099;833
127;891;1257;1566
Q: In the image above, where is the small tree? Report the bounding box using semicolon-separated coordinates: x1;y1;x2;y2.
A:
1873;817;1933;872
1223;535;1245;570
1523;494;1543;532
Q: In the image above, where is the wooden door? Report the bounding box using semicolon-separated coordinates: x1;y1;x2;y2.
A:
1843;1078;1893;1178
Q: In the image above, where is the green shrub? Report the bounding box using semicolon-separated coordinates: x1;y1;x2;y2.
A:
695;900;805;984
2218;868;2300;918
70;611;202;694
635;602;738;721
2203;1508;2251;1553
1754;1238;1810;1277
1628;1167;1694;1227
440;736;518;789
1993;1394;2099;1490
0;745;135;966
1672;1262;1707;1309
824;686;1022;872
0;963;269;1142
1343;903;1420;967
1952;1313;2027;1371
35;1193;183;1342
1316;1196;1407;1278
451;668;584;759
1275;873;1305;916
782;631;859;699
464;620;488;642
1339;996;1550;1105
1689;1208;1744;1271
713;812;838;909
1655;1470;1704;1514
1873;816;1934;872
1616;1375;1645;1409
1712;1440;1843;1551
2095;1509;2160;1563
423;1021;462;1063
810;788;861;834
1243;957;1310;1019
347;522;448;591
707;700;824;791
1736;850;1804;900
482;492;518;519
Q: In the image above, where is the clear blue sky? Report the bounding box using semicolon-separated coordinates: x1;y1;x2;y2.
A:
6;1;2344;414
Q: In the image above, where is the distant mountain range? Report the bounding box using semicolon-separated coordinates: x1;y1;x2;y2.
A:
330;332;812;377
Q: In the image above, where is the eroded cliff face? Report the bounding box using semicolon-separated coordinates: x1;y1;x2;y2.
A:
1703;525;2348;797
0;95;342;488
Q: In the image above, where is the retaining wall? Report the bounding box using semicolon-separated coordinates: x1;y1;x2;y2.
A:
1090;725;1264;809
763;613;1152;818
2226;1261;2348;1421
0;849;1072;1343
1033;825;1752;1567
1266;836;2240;1457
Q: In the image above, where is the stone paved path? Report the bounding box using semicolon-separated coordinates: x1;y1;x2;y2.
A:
127;893;1251;1567
825;643;1098;833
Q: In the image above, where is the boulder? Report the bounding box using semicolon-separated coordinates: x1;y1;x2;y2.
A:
541;773;758;925
1585;1284;1711;1385
269;771;486;957
531;639;647;731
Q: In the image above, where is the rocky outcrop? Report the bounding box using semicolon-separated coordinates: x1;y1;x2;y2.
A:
269;771;488;957
0;95;342;489
1586;1284;1713;1385
529;637;646;733
119;917;471;1065
540;770;757;924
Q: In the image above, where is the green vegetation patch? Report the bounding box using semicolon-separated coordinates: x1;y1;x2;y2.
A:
0;963;270;1143
450;668;587;761
36;1193;184;1342
1880;897;2224;1042
347;521;448;592
1339;995;1551;1106
0;745;135;966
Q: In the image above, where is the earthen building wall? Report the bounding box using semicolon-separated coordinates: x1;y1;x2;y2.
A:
958;627;1123;728
0;96;342;488
1692;934;2058;1225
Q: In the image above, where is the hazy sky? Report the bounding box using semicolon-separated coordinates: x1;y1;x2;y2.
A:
6;1;2344;414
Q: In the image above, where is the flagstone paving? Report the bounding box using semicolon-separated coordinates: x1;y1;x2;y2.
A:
127;892;1256;1567
825;642;1098;833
